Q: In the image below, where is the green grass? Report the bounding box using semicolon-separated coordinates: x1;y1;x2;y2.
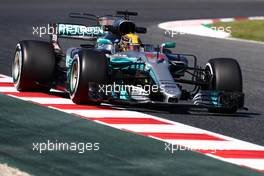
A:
210;20;264;42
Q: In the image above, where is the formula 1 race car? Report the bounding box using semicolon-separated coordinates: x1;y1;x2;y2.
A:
12;11;245;113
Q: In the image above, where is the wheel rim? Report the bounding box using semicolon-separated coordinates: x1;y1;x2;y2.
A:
204;63;214;90
70;61;79;93
12;48;22;86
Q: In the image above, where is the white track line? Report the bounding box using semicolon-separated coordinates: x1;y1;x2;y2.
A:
65;110;155;118
0;77;13;82
159;19;229;38
111;124;201;133
166;140;264;151
224;159;264;171
0;87;18;92
13;97;74;104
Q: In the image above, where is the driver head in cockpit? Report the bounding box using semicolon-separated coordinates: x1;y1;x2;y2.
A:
119;33;141;51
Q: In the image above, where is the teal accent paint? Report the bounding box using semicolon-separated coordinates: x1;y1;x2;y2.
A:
208;91;223;107
119;85;130;100
97;38;112;45
110;57;138;63
161;42;176;48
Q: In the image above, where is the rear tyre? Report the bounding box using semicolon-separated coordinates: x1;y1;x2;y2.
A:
12;40;55;91
205;58;243;113
69;49;108;104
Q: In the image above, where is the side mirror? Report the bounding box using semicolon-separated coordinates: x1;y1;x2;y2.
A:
161;42;176;49
97;38;112;45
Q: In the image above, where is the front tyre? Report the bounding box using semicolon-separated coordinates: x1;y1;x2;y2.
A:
205;58;243;113
69;49;108;104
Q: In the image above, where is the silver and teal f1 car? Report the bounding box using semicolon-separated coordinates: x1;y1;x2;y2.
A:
12;11;245;113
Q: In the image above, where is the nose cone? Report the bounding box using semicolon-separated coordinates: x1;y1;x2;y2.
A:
161;84;182;103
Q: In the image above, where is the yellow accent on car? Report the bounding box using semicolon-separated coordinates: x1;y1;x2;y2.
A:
124;33;140;44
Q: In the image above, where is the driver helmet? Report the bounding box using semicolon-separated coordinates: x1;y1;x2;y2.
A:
120;33;141;51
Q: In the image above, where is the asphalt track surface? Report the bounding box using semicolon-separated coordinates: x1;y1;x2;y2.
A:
0;0;264;175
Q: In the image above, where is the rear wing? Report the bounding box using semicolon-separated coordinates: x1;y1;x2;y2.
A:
50;23;106;41
50;11;140;40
